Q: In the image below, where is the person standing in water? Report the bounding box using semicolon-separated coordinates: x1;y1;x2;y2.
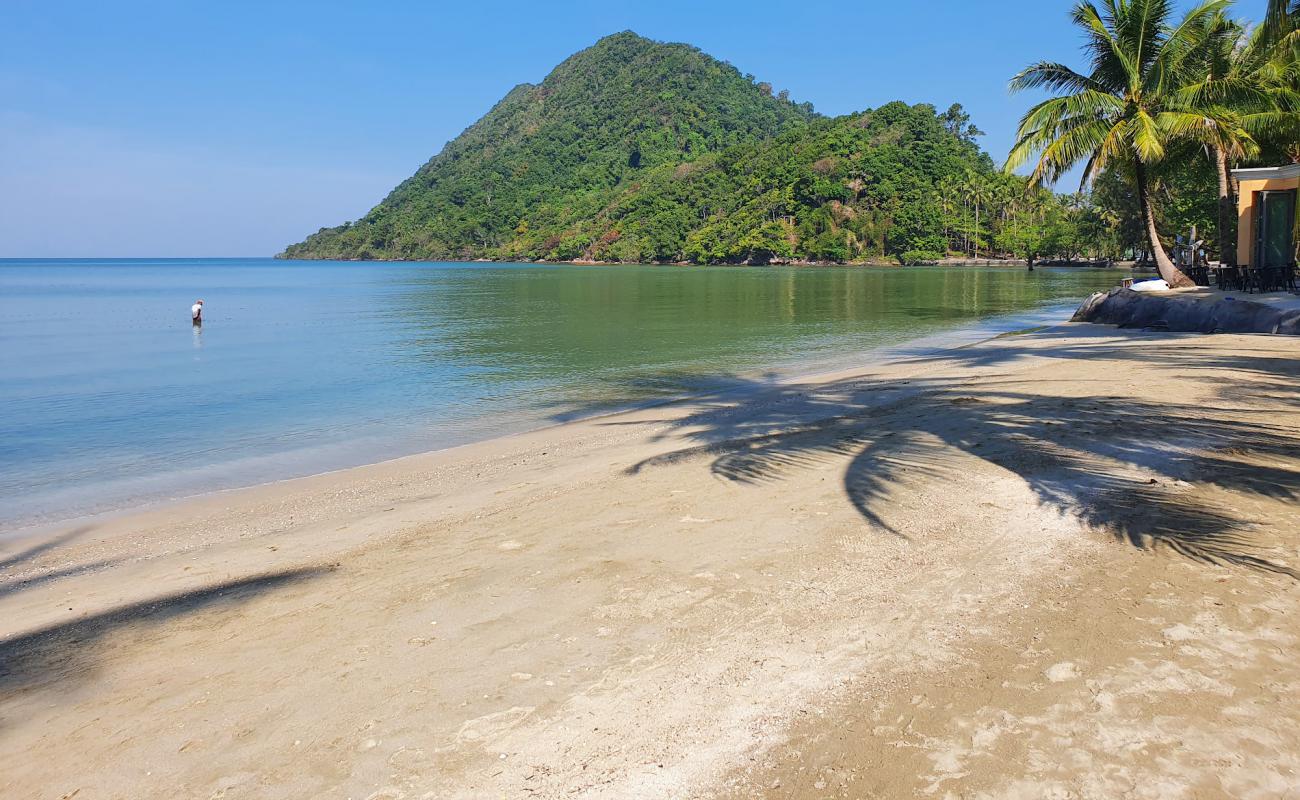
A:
191;299;204;325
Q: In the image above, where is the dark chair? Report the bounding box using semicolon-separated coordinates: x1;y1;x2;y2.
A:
1215;265;1244;291
1246;266;1288;294
1240;263;1298;293
1244;266;1266;293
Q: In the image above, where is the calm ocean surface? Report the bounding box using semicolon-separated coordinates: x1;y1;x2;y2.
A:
0;258;1127;528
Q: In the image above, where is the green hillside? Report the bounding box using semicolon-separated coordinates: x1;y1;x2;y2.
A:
560;103;993;264
281;32;994;264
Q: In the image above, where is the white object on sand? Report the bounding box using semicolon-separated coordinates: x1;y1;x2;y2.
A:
1130;278;1169;292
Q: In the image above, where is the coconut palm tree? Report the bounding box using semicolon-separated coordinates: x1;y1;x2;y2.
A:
1255;0;1300;162
1006;0;1249;287
989;174;1021;260
965;174;991;258
937;175;963;253
1179;13;1257;265
1264;0;1298;47
1178;8;1300;264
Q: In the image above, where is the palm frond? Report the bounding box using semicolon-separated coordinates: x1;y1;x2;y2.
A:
1174;76;1273;112
1032;118;1115;184
1130;110;1167;161
1009;61;1112;95
1148;0;1232;96
1075;1;1140;91
1124;0;1174;77
1156;109;1259;157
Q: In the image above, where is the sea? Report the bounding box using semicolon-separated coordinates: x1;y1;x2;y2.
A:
0;258;1128;529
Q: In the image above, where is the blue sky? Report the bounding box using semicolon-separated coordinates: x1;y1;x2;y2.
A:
0;0;1253;257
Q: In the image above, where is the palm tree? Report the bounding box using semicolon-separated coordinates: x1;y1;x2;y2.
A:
990;174;1021;259
1006;0;1248;287
1003;176;1025;251
937;176;962;253
965;174;990;258
1179;9;1300;264
1255;0;1300;162
1264;0;1298;49
1179;13;1258;265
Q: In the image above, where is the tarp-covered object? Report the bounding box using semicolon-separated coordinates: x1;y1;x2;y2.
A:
1072;288;1300;334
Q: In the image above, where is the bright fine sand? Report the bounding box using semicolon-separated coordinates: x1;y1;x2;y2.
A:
2;323;1299;800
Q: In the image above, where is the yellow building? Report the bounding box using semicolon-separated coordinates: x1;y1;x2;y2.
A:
1232;164;1298;268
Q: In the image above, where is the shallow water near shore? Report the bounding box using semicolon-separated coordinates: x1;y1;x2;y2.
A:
0;258;1127;528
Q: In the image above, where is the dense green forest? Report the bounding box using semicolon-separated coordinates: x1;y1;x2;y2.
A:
286;10;1299;268
283;32;1013;265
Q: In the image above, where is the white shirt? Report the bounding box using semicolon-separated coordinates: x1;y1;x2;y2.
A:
191;303;203;319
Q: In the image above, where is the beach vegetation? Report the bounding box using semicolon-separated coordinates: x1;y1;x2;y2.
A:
1008;0;1300;281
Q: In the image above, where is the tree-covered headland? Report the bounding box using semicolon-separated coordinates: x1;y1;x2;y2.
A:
285;9;1299;269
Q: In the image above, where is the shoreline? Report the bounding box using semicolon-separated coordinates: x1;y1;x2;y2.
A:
3;323;1298;798
0;301;1086;539
272;253;1131;269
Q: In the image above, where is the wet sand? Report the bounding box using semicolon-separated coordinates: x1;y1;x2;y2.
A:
1;323;1298;799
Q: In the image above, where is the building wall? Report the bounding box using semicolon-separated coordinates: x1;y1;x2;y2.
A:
1237;176;1300;266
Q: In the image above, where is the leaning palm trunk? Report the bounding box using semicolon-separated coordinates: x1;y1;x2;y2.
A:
1214;147;1238;266
1005;0;1248;292
1134;160;1195;287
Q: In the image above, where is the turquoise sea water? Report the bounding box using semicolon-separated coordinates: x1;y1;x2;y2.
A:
0;258;1127;528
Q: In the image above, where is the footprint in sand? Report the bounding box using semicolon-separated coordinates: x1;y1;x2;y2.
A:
454;706;534;743
1045;662;1081;682
1162;623;1197;642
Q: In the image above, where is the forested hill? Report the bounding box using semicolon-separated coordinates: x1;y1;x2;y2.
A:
281;31;993;264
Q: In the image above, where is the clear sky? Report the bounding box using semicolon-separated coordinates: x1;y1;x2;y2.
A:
1;0;1255;257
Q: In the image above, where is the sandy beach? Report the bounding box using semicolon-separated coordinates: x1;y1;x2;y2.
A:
2;322;1298;799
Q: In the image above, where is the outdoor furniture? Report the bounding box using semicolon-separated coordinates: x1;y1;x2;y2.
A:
1214;265;1245;291
1266;264;1298;292
1188;265;1210;286
1240;264;1296;293
1244;266;1267;293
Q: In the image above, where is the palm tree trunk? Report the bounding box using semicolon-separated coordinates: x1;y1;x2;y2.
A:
1214;146;1237;266
1134;159;1194;288
964;197;971;257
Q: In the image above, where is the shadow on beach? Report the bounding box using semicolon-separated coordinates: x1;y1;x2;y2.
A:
0;526;120;603
561;327;1300;579
0;567;329;701
0;525;96;572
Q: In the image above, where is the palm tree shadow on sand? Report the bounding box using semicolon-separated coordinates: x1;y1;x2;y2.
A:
0;567;330;704
561;329;1300;579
